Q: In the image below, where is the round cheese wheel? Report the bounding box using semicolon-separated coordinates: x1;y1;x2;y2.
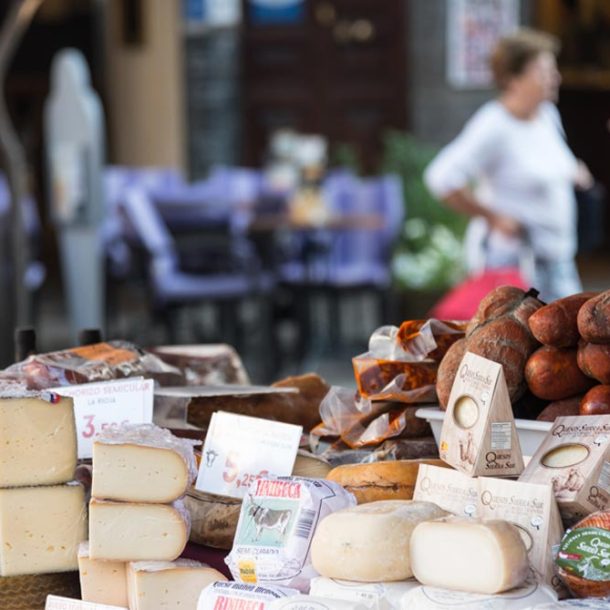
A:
310;500;447;582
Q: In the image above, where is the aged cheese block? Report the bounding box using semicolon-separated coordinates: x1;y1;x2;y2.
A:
0;571;80;610
127;560;226;610
89;499;189;561
92;424;195;503
0;484;86;576
78;542;128;607
0;395;76;487
269;596;370;609
410;517;529;594
311;500;447;582
326;459;449;504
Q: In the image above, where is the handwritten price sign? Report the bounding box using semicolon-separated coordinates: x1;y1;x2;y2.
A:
196;412;302;499
52;378;154;459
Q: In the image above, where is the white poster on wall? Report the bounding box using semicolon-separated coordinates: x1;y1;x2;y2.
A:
447;0;520;89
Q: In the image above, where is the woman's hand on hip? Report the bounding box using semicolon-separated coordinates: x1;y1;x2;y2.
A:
488;212;522;238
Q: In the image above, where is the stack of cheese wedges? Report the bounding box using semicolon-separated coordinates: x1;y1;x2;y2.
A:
0;393;87;610
82;423;225;609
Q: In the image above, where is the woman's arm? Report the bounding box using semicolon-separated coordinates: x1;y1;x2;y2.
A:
444;187;522;237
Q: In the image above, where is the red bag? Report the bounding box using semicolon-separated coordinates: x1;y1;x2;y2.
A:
429;268;529;320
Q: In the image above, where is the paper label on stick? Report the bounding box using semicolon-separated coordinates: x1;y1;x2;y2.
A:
51;378;153;459
195;411;302;499
439;352;524;477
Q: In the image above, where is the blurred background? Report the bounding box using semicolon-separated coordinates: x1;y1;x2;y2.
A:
0;0;608;383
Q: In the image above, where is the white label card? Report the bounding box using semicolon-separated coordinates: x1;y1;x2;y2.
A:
46;595;127;610
51;378;154;459
196;411;302;499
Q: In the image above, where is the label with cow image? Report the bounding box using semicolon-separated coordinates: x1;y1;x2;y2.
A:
195;411;302;499
226;475;356;592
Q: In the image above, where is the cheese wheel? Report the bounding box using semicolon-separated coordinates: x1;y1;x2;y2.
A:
556;510;610;598
89;499;189;561
326;459;449;504
127;560;226;610
410;517;529;594
311;500;447;582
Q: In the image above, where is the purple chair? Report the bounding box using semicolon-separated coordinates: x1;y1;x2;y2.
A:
278;173;405;348
120;186;275;346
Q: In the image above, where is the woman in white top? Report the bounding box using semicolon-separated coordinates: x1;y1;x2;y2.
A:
424;29;592;302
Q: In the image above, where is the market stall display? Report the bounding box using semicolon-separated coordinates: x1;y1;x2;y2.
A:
2;285;610;609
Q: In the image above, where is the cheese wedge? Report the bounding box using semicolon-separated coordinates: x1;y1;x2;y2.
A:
89;499;189;561
410;517;529;594
127;560;226;610
92;427;194;503
311;500;447;582
0;484;86;576
0;395;76;487
78;542;128;607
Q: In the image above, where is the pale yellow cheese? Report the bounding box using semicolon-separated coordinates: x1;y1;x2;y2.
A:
0;396;76;487
311;500;447;582
78;542;128;607
0;484;86;576
453;396;479;428
410;517;529;594
89;499;188;561
127;560;226;610
92;441;189;503
541;444;590;468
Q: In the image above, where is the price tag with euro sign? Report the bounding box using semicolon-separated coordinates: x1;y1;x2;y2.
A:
196;411;302;499
50;378;153;459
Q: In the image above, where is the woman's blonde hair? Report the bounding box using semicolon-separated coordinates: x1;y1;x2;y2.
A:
490;28;560;90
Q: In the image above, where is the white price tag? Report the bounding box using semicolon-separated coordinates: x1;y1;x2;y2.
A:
51;378;154;459
196;411;302;499
46;595;127;610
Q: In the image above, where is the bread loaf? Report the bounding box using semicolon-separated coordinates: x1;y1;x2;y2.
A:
525;346;596;401
528;292;598;347
577;341;610;384
579;385;610;416
577;290;610;343
326;459;449;504
437;287;543;408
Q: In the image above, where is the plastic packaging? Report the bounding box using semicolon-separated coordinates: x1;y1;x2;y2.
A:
312;387;431;448
198;581;300;609
369;320;466;363
352;356;438;403
226;476;356;592
1;341;183;390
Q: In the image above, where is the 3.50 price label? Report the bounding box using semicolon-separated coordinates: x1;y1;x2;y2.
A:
196;412;302;499
52;378;154;458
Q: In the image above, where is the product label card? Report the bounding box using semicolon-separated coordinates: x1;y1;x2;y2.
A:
195;412;302;498
46;595;127;610
51;378;154;459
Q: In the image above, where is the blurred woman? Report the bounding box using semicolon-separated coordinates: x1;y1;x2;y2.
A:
424;29;592;302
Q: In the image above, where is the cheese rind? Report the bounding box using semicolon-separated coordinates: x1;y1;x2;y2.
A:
127;560;226;610
311;500;447;582
0;396;77;487
410;517;529;594
0;484;86;576
78;542;128;607
88;499;189;561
